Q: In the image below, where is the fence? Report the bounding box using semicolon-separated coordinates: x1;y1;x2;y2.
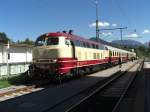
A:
0;62;31;78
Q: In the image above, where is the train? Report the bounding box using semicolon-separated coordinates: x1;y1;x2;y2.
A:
29;31;136;79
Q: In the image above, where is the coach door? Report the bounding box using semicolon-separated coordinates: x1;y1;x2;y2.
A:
109;50;112;64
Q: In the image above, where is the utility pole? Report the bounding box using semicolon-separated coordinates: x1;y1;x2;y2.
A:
99;27;127;45
6;40;10;76
95;0;99;41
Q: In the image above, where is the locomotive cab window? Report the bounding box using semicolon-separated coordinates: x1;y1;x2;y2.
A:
35;36;59;46
47;37;59;45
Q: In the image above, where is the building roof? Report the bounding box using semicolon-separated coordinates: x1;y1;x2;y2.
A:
0;43;33;48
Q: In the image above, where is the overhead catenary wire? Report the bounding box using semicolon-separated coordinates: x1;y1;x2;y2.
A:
112;0;141;37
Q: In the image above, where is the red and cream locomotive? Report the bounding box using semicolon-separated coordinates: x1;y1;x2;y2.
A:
29;31;136;78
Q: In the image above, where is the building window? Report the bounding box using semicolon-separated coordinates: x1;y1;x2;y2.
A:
8;53;10;60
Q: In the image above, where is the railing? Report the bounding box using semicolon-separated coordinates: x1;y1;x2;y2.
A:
0;62;31;78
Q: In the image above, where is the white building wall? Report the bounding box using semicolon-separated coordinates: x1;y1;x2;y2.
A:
0;45;2;63
0;44;32;63
27;48;32;62
3;47;7;63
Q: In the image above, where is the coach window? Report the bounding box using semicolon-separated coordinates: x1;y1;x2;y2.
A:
99;53;102;59
101;53;103;59
94;53;96;59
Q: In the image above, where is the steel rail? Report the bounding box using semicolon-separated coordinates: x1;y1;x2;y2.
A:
112;60;144;112
65;61;140;112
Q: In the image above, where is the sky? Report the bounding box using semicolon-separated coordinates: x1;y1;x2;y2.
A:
0;0;150;43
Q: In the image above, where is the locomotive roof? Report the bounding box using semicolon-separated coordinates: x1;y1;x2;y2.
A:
40;32;100;45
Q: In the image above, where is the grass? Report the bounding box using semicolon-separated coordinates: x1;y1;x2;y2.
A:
0;80;11;89
0;73;27;89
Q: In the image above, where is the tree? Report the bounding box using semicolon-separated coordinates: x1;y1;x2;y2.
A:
17;37;34;45
0;32;11;43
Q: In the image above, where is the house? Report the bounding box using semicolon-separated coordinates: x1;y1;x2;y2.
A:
0;44;32;63
0;43;33;77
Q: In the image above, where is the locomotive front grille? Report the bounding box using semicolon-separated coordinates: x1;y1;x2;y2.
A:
34;59;57;63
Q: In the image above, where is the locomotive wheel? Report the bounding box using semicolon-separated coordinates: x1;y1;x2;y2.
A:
85;67;91;74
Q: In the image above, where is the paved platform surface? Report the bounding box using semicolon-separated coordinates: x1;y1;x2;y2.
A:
0;61;137;112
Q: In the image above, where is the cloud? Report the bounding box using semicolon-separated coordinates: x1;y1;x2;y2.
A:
125;33;140;38
142;29;150;34
112;24;117;27
89;21;110;28
101;32;113;36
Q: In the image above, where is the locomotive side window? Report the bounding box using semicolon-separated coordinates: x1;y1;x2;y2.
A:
95;45;99;49
86;43;90;48
65;39;71;45
75;40;80;46
92;44;95;49
83;42;86;47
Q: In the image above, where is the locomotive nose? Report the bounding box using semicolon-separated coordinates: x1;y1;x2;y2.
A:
33;48;59;59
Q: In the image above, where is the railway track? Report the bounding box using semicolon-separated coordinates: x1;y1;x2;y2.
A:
63;60;143;112
0;79;51;102
40;61;140;112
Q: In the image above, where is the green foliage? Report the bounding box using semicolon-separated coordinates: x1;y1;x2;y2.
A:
0;79;11;89
17;37;34;45
0;74;27;88
135;46;150;58
112;44;150;58
0;32;11;43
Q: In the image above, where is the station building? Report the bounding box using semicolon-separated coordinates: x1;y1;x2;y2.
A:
0;44;32;63
0;43;32;77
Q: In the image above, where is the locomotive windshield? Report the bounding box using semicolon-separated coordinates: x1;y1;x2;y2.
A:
35;36;59;46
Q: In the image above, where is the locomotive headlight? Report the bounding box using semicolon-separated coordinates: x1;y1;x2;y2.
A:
51;59;57;63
